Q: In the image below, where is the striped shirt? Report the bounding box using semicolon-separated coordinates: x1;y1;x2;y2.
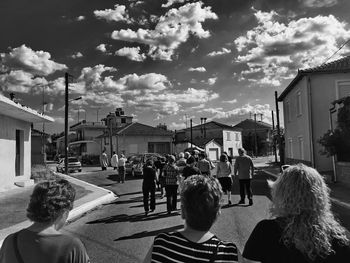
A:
163;164;179;185
152;232;239;263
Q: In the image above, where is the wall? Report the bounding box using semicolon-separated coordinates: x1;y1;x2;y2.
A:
310;73;350;172
0;115;31;191
283;77;312;166
101;135;173;157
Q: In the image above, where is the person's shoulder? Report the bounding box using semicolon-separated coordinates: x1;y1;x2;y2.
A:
254;218;281;232
154;232;180;242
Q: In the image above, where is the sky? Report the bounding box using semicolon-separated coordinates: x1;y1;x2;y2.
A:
1;0;350;134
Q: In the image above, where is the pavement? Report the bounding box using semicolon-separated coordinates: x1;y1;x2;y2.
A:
260;164;350;210
0;171;117;248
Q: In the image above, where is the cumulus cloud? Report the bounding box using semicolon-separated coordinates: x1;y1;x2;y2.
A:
207;48;231;57
302;0;338;8
189;67;206;72
169;121;186;130
94;4;130;23
76;16;85;21
71;52;83;59
162;0;188;8
204;103;272;123
223;99;237;104
234;9;350;87
111;2;217;60
207;77;217;85
0;45;67;76
115;47;146;61
96;44;108;53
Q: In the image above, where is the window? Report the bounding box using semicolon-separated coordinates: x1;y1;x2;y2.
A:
226;132;231;141
288;138;293;158
296;91;302;116
121;118;126;124
286;101;291;122
336;80;350;100
298;136;304;159
104;135;109;145
235;133;240;141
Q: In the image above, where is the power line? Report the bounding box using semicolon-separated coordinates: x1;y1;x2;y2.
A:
322;39;350;65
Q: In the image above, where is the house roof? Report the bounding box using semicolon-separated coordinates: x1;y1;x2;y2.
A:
97;122;174;138
177;121;241;132
233;119;272;130
0;94;54;123
31;128;50;137
278;56;350;101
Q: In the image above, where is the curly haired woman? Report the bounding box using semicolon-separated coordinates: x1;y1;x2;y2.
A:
0;179;90;263
243;164;350;263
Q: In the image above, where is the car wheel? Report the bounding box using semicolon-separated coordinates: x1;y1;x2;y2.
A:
78;169;82;172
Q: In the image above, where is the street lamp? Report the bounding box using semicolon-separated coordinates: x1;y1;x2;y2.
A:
64;72;82;174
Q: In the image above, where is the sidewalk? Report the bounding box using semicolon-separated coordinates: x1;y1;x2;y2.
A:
0;173;117;248
261;165;350;210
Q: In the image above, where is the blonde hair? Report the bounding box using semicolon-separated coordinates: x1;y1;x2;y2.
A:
269;164;349;260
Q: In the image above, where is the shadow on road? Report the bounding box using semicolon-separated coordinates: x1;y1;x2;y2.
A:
86;210;182;225
114;224;184;241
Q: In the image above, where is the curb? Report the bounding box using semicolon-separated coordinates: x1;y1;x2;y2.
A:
261;169;350;210
0;173;117;248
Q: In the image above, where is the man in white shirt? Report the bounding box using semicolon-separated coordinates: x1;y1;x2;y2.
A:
118;154;127;183
111;151;119;170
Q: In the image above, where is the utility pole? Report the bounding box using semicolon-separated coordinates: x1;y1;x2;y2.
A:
272;110;277;163
254;113;258;157
64;73;69;174
275;91;283;165
190;119;193;148
109;119;113;159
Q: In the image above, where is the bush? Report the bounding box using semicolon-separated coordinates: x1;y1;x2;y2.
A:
31;165;60;183
81;154;100;165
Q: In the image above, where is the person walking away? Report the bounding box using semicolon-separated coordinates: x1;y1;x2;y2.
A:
142;160;157;216
100;148;108;171
197;152;212;176
163;155;180;214
182;156;201;180
216;154;233;205
234;148;254;205
0;179;90;263
176;152;187;175
118;154;127;183
243;164;350;263
111;151;118;171
143;175;242;263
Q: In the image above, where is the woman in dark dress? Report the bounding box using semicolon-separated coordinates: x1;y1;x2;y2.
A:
243;164;350;263
142;159;157;216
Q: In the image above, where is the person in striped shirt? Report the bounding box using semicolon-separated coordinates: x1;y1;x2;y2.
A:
144;175;242;263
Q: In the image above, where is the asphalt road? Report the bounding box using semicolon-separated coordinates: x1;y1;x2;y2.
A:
63;168;273;263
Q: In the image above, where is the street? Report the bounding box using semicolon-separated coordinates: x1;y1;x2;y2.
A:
63;168;272;263
54;159;350;263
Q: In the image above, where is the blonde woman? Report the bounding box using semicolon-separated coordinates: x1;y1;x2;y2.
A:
243;164;350;263
216;154;233;205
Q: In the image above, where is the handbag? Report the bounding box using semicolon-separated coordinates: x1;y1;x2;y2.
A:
13;232;25;263
209;241;221;263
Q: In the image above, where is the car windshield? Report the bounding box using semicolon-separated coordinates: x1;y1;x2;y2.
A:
68;157;79;162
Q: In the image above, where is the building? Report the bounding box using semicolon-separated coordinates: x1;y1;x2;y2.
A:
31;128;50;165
98;122;174;157
278;56;350;173
174;121;242;160
233;118;273;156
0;94;54;191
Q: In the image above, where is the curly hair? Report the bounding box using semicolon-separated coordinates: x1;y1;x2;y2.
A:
27;179;76;223
181;175;222;231
269;164;349;260
219;154;228;162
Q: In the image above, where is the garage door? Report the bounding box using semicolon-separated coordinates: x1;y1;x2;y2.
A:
208;148;218;161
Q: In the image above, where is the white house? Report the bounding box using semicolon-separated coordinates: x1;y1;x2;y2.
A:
0;94;54;191
278;56;350;174
175;121;242;160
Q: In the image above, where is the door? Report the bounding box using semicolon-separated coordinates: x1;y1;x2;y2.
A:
209;148;218;161
15;130;23;176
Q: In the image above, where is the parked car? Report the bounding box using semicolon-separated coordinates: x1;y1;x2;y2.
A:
56;157;82;173
125;153;164;176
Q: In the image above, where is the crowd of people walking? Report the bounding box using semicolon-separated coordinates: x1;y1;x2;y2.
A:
2;149;349;262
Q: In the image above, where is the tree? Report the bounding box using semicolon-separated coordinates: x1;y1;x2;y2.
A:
319;97;350;162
